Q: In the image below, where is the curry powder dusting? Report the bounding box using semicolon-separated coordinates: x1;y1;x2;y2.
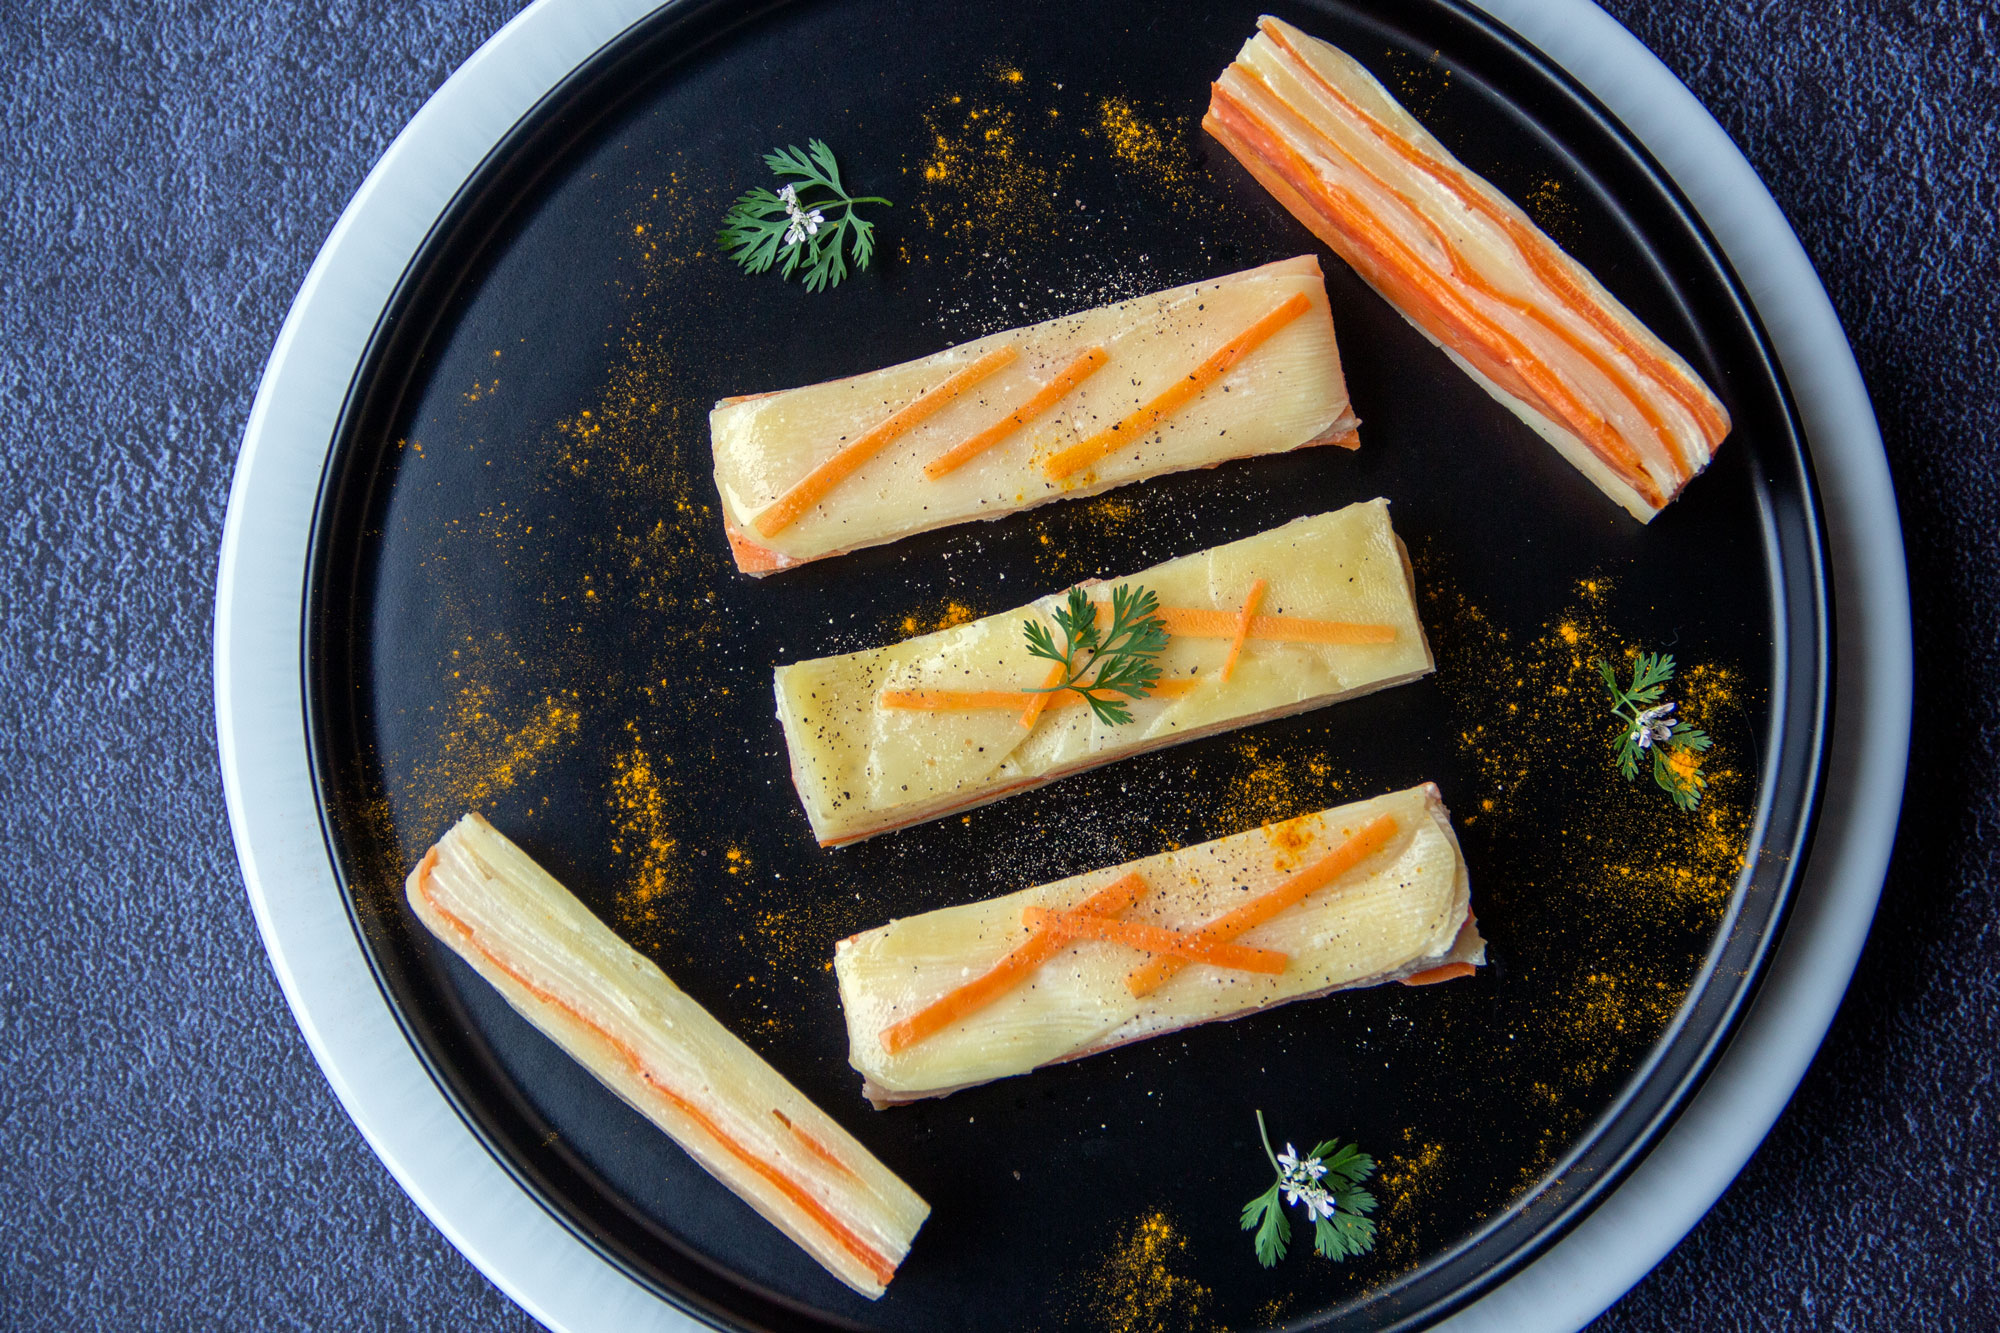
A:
1084;1212;1212;1333
606;724;686;929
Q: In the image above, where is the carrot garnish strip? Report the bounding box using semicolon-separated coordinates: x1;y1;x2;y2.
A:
1018;662;1067;729
924;346;1109;479
1042;291;1314;480
413;850;897;1288
1155;605;1394;645
880;873;1150;1054
1219;579;1267;682
1398;961;1476;987
881;677;1196;712
1126;814;1398;997
754;345;1019;537
1022;906;1288;975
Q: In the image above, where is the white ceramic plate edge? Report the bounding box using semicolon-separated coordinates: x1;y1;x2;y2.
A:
212;2;1913;1330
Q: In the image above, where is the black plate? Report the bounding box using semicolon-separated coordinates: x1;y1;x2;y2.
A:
305;0;1826;1328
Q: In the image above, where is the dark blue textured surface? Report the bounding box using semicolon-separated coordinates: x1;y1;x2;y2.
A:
0;1;1991;1329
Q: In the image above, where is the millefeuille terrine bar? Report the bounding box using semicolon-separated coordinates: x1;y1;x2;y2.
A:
772;498;1432;846
834;783;1482;1106
711;255;1359;572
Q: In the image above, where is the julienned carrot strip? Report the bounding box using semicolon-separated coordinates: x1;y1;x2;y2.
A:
1243;39;1693;479
1018;662;1067;729
880;677;1197;712
1219;579;1267;682
1042;291;1314;480
1398;961;1476;986
924;346;1109;479
1258;18;1728;451
1022;906;1288;975
1207;86;1665;508
754;345;1019;537
1155;606;1395;645
413;850;897;1288
880;873;1150;1054
1126;813;1399;997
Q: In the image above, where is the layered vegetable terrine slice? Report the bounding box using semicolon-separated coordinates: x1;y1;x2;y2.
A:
711;255;1358;572
773;499;1432;846
834;784;1481;1106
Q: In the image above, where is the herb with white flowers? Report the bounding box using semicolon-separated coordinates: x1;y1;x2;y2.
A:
716;140;889;292
1597;651;1711;810
1240;1110;1377;1267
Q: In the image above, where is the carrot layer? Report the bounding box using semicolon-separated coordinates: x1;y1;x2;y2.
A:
880;677;1197;713
413;850;897;1289
1398;961;1476;987
1155;605;1394;645
1219;579;1267;682
1042;291;1314;480
754;345;1019;537
1022;906;1288;974
880;873;1150;1054
924;346;1109;479
1127;814;1399;997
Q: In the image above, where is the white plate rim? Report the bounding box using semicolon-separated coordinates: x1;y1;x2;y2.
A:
212;1;1913;1329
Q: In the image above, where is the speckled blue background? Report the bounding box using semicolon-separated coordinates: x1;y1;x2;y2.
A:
0;0;1993;1328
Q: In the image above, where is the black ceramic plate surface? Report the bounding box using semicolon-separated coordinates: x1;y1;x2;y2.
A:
305;0;1826;1329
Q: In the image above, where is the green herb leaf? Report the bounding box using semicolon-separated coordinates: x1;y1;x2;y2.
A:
717;139;890;292
1241;1183;1289;1268
1022;583;1169;726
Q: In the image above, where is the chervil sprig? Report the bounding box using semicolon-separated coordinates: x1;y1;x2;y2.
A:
1022;584;1169;726
1241;1110;1377;1268
716;140;890;292
1596;652;1712;810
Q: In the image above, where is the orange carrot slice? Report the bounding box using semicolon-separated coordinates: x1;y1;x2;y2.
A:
924;346;1109;479
1398;961;1476;987
1018;662;1067;729
1154;606;1394;645
413;850;897;1288
1042;292;1313;480
879;872;1150;1054
754;345;1019;537
1022;906;1288;975
1127;813;1398;996
880;677;1197;712
1219;579;1267;682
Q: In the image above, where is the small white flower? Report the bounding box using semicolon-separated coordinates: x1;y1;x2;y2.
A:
802;208;824;236
777;183;798;205
783;218;807;247
1630;702;1676;749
